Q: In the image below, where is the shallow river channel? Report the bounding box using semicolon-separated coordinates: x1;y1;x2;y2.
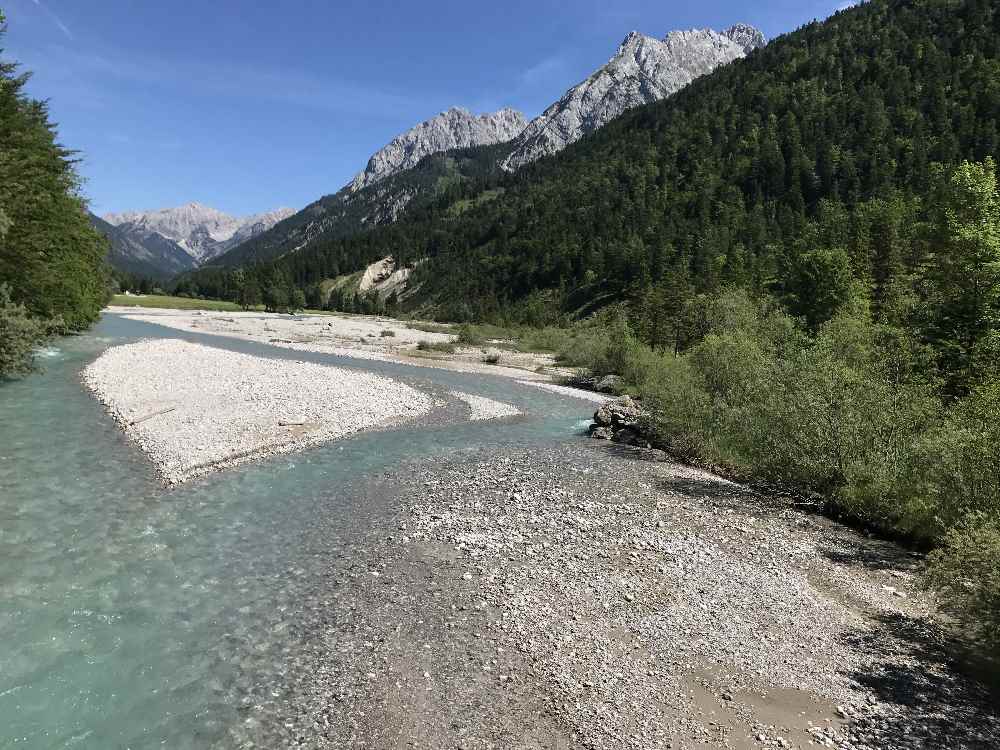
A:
0;313;595;748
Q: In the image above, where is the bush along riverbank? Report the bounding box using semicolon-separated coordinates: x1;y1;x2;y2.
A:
566;287;1000;660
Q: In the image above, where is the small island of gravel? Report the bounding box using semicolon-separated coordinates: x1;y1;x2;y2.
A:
83;338;433;483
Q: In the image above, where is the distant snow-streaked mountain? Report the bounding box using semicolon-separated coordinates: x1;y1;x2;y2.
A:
90;212;197;281
500;24;765;171
103;203;295;264
347;107;527;192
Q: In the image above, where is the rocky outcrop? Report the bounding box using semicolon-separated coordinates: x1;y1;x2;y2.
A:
500;24;765;171
588;395;649;445
349;107;527;192
104;202;295;264
358;256;413;301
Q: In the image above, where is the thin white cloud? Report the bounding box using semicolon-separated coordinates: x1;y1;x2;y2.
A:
520;55;570;88
22;43;425;119
31;0;73;40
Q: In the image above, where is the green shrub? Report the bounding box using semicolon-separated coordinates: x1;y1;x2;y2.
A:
925;513;1000;653
555;327;614;369
482;352;501;365
416;340;456;354
903;379;1000;540
380;329;395;337
516;326;574;353
636;354;713;460
0;283;56;378
408;322;452;334
456;323;485;345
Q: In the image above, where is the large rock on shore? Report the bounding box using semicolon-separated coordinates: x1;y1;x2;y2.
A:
589;396;649;446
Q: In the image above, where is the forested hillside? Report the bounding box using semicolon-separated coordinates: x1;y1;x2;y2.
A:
195;142;512;274
0;12;109;374
197;0;997;331
410;0;1000;327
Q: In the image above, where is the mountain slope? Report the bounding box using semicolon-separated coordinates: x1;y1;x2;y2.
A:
500;23;765;172
89;213;196;281
104;203;295;264
206;142;512;270
206;25;761;273
204;0;1000;325
348;107;526;192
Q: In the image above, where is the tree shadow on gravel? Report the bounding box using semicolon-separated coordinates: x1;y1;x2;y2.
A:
814;531;922;576
838;609;1000;749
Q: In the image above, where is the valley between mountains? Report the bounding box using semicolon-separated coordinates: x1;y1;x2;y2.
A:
4;0;1000;748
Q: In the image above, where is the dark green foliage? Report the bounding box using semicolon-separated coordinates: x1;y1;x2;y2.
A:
919;159;1000;394
784;247;858;330
925;513;1000;651
238;278;262;310
455;324;485;345
904;378;1000;538
416;340;456;354
0;17;109;331
0;282;55;377
263;285;289;313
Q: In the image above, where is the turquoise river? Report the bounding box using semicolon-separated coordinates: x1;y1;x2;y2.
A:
0;313;595;748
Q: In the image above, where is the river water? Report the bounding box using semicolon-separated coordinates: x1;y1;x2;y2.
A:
0;313;594;749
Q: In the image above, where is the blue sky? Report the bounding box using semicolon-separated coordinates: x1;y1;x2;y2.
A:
3;0;852;217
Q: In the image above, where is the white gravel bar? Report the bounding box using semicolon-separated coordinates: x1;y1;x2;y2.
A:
449;391;521;421
516;379;613;403
83;339;433;484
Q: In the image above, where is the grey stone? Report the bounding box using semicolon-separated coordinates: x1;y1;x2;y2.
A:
350;107;527;192
589;425;614;440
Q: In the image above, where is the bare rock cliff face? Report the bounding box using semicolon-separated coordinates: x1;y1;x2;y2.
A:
348;107;527;192
500;24;765;171
104;203;295;263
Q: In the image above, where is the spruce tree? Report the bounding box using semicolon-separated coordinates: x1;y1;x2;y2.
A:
0;11;109;332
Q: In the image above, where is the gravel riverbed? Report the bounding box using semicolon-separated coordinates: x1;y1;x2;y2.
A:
82;339;433;483
107;307;572;382
245;443;998;750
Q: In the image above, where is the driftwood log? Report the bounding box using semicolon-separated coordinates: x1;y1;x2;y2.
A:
129;406;176;426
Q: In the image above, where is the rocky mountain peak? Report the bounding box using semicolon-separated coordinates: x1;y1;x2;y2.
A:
500;22;765;172
723;23;767;54
618;30;646;50
348;106;527;192
104;204;295;264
